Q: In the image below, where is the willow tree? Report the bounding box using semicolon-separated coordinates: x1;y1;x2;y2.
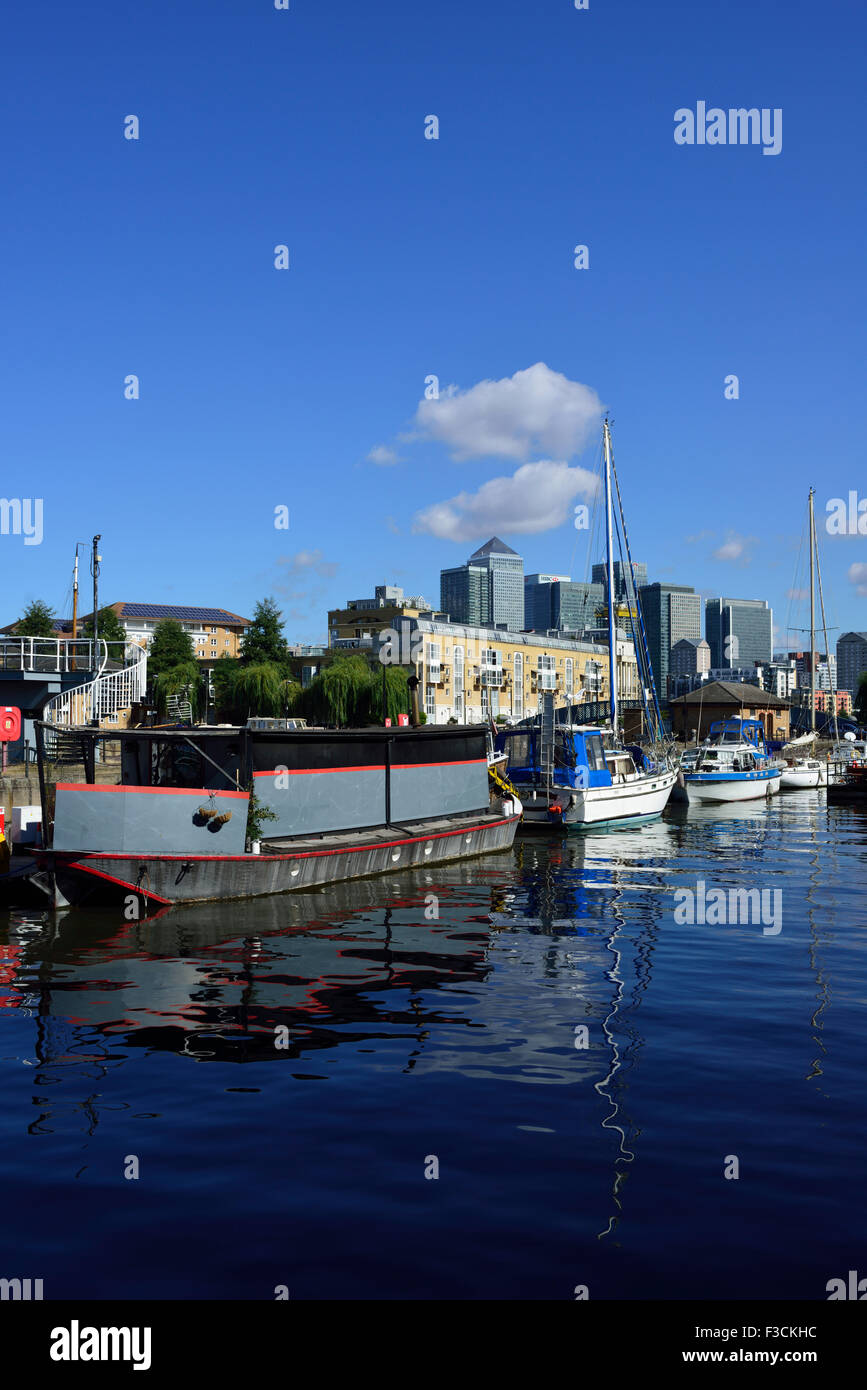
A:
154;661;202;719
233;663;288;717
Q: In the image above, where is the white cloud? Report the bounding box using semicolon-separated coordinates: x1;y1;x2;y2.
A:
278;549;338;577
712;531;757;563
413;362;604;462
367;444;400;466
412;459;599;542
848;562;867;596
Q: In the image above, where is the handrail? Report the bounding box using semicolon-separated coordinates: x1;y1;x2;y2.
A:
0;636;131;674
43;642;148;731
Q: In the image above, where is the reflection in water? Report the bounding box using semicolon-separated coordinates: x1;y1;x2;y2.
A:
2;797;867;1300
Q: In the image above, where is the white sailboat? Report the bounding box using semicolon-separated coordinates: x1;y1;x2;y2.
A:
495;418;677;828
546;419;677;828
780;488;834;790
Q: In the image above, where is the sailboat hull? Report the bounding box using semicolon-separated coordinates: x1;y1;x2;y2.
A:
686;770;782;803
556;770;677;828
780;764;827;789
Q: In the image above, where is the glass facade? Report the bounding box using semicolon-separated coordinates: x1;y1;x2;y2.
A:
592;560;648;605
441;538;524;630
639;583;701;696
706;598;773;669
837;631;867;696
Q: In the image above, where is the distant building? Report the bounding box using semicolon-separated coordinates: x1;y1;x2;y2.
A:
669;680;790;743
592;560;648;605
88;603;249;660
754;658;798;700
639;583;702;696
836;632;867;697
441;537;524;631
328;585;433;649
705;597;772;669
524;574;605;635
669;637;711;682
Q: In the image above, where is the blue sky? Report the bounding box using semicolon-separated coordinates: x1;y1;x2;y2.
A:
1;0;865;650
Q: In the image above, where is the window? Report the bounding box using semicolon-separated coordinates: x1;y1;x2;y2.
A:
585;734;607;772
453;645;464;721
427;642;441;682
425;684;436;717
505;733;531;768
565;657;573;697
537;654;555;690
211;626;218;634
211;639;218;647
513;653;523;717
481;648;502;686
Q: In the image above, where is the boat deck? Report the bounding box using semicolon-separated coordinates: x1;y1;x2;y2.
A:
263;806;504;855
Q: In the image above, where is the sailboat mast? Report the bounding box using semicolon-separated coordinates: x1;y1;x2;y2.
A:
603;418;618;733
808;487;816;733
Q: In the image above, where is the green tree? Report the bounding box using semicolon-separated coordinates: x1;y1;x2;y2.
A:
234;663;299;717
82;606;127;644
153;661;203;720
148;618;195;677
211;654;240;719
293;655;411;727
16;599;57;637
239;598;287;667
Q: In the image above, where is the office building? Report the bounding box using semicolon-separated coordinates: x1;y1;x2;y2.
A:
705;597;773;670
440;537;524;631
639;583;702;696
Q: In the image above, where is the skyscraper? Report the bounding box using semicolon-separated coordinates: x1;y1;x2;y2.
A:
592;559;648;605
705;597;773;670
524;575;606;635
441;537;524;630
836;631;867;697
639;583;702;695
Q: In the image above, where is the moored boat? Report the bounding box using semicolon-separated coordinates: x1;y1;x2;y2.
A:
684;718;782;803
495;417;676;831
29;721;521;910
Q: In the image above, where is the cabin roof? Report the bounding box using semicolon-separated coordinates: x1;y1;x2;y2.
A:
669;680;789;708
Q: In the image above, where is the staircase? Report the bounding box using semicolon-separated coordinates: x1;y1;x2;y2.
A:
43;641;148;757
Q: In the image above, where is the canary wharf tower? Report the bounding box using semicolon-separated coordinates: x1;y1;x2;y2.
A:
440;537;524;631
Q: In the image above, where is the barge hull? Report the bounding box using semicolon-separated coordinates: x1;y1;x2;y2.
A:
36;811;519;910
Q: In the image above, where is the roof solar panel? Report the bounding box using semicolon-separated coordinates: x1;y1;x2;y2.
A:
120;603;248;622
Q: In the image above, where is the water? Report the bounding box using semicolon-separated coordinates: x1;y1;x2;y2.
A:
1;794;865;1300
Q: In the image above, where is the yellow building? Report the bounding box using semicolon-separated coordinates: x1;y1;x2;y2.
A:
376;616;639;725
328;585;434;650
104;603;249;661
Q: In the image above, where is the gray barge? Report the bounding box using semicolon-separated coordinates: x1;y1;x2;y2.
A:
29;723;521;911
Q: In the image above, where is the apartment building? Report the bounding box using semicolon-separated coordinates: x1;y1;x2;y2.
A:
376;615;638;725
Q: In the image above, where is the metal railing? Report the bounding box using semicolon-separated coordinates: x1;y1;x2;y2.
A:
43;643;148;731
0;637;132;673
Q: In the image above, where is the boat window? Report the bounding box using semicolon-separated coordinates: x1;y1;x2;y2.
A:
505;733;532;768
585;734;607;772
554;729;573;769
151;740;205;788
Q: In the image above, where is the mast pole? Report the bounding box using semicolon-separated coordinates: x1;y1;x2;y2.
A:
92;534;101;652
603;418;618;735
808;488;816;733
71;545;79;674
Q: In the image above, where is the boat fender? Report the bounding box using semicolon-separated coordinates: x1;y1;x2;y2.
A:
213;811;232;827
